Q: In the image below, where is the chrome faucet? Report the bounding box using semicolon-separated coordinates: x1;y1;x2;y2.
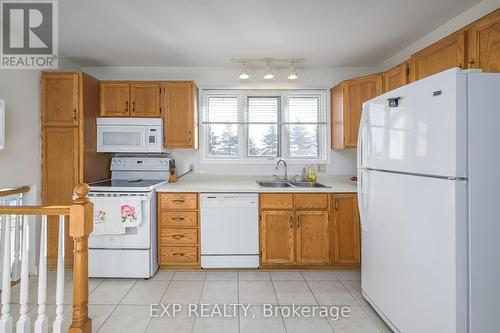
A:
275;159;288;181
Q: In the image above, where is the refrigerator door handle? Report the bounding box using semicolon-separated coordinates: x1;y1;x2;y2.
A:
357;115;368;169
357;123;364;168
357;170;368;232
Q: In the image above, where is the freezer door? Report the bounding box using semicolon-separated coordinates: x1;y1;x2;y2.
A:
359;169;467;333
360;68;467;178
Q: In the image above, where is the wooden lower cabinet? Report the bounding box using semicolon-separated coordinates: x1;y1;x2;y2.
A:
259;193;331;267
296;211;330;264
332;194;361;267
158;193;200;267
260;211;295;264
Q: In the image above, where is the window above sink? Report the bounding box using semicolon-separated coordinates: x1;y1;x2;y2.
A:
199;89;329;165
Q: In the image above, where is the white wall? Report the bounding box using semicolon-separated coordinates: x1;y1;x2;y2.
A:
84;65;377;177
0;70;41;192
378;0;500;70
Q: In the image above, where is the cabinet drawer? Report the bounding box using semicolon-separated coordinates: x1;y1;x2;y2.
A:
295;194;329;210
160;193;198;210
160;211;198;227
160;228;198;245
160;246;198;264
260;194;294;210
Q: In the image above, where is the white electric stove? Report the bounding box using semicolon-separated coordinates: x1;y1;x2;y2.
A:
88;156;171;278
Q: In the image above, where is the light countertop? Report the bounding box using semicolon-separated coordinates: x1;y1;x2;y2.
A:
156;173;357;193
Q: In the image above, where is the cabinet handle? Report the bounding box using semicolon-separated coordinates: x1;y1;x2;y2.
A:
297;215;300;228
289;215;293;229
335;199;339;211
188;131;192;141
172;234;185;240
171;217;185;222
171;252;185;257
73;109;78;122
172;199;185;203
132;101;135;113
468;58;475;64
125;101;129;112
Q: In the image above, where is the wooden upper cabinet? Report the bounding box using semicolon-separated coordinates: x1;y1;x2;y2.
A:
260;211;295;265
409;30;467;82
332;194;361;266
331;74;383;149
383;62;408;93
130;82;161;117
162;81;198;148
41;73;79;126
296;211;329;264
469;9;500;72
100;82;130;117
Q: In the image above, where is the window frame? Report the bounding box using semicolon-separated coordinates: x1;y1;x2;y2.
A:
199;89;330;165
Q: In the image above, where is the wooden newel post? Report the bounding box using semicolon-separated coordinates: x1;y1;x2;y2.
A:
68;184;93;333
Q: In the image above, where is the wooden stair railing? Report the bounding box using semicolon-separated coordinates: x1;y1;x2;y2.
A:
0;184;93;333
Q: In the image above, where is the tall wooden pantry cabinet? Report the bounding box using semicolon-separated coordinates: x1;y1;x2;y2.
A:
41;72;111;267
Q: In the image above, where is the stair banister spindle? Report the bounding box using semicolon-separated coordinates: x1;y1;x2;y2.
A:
34;215;48;333
0;214;13;333
12;194;22;280
0;197;5;280
16;215;30;333
52;215;65;333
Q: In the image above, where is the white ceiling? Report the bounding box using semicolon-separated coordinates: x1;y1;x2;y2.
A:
60;0;481;67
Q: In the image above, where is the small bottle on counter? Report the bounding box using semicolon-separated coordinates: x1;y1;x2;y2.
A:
308;163;317;182
300;167;308;182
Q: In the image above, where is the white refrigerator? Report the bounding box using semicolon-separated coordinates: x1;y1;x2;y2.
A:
358;68;500;333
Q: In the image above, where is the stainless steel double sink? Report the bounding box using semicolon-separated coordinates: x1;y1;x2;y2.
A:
256;180;331;188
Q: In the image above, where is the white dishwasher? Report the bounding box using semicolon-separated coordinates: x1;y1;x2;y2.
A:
201;193;259;268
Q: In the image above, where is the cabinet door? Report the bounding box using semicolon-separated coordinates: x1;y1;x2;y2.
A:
296;211;329;264
130;82;161;117
162;82;198;148
332;194;361;266
409;30;466;82
343;74;383;148
383;62;408;92
41;127;79;267
41;73;79;126
331;83;344;149
100;82;130;117
470;9;500;72
260;211;295;265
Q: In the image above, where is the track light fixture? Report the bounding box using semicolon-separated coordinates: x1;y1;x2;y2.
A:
288;62;298;80
264;61;274;80
239;62;249;80
231;58;304;81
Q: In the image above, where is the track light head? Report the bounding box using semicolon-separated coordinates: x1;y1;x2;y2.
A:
239;62;250;80
264;62;274;80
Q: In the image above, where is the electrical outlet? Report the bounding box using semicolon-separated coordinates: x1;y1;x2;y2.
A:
317;164;326;173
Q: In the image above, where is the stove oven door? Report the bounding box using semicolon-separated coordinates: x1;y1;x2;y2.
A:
88;192;152;249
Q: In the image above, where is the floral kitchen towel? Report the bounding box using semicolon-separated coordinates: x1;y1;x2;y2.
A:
119;196;143;228
91;196;126;235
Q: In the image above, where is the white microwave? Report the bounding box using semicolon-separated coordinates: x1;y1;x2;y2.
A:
96;118;163;153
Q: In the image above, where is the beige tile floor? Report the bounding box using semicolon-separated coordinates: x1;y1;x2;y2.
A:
3;269;393;333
